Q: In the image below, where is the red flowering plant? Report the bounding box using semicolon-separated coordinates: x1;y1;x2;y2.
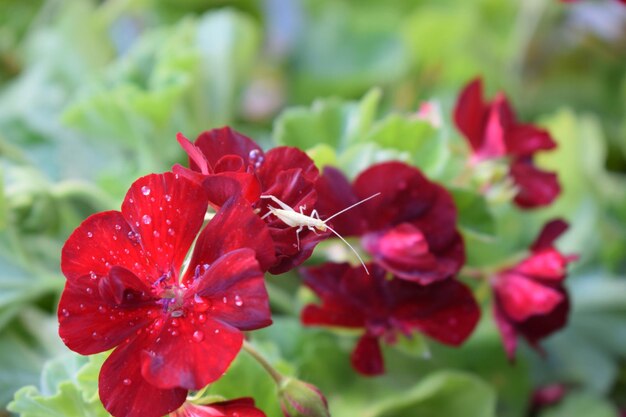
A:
58;172;276;417
491;219;578;360
299;161;480;375
453;78;561;208
174;127;330;274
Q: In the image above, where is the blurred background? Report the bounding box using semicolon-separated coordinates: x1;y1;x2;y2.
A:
0;0;625;416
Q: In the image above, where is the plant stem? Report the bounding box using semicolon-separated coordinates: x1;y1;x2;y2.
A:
242;340;284;385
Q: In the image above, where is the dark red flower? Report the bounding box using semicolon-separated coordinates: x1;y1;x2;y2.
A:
301;262;480;375
492;219;577;360
453;78;560;208
59;172;274;417
174;127;329;274
315;161;465;285
170;398;266;417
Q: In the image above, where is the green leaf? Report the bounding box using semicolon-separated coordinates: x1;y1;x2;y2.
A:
364;114;449;178
539;392;619;417
392;333;431;360
306;143;338;171
337;143;409;179
449;188;496;240
273;89;381;151
8;352;109;417
369;370;496;417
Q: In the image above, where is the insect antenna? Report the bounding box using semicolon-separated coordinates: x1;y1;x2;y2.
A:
325;224;370;275
323;192;381;223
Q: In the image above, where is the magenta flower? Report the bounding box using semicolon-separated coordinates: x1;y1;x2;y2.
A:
170;398;267;417
301;263;480;375
315;161;465;285
174;127;329;274
453;78;560;208
59;172;275;417
492;219;577;359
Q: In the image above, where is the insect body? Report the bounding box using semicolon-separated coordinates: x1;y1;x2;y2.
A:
260;192;381;274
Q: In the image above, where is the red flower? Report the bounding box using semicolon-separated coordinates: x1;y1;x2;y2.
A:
301;263;480;375
315;161;465;285
59;173;274;417
453;78;560;208
174;127;329;274
492;219;576;360
171;398;266;417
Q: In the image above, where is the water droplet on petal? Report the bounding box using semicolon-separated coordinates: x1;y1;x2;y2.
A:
222;296;228;304
167;228;175;236
79;304;85;310
61;309;70;317
234;295;243;307
214;329;220;334
129;198;134;203
86;287;93;295
171;330;179;336
87;231;93;238
115;224;122;231
192;331;204;342
153;230;160;238
171;319;179;327
142;214;152;225
89;271;97;280
92;331;98;339
165;194;172;202
98;306;106;313
165;219;172;225
202;264;210;271
141;186;151;196
197;313;207;323
123;378;131;386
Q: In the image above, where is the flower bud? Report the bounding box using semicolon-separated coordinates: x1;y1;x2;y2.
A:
278;377;330;417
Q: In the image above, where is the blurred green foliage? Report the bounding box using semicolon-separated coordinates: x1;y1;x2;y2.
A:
1;0;625;416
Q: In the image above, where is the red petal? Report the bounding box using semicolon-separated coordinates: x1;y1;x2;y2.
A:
515;248;569;281
510;160;561;208
194;249;271;331
506;124;556;157
479;97;508;160
453;78;489;154
351;335;384;376
99;335;187;417
353;162;437;231
177;133;210;175
172;399;266;417
257;147;319;186
530;219;569;252
301;304;365;329
494;272;563;321
185;197;275;276
121;173;209;282
315;166;365;236
194;127;261;171
61;211;152;284
394;279;480;346
493;301;518;361
141;316;243;390
58;267;157;355
516;291;569;347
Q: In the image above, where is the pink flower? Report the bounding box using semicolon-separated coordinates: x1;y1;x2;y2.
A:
59;173;274;417
301;263;480;375
315;161;465;285
174;127;329;274
171;398;266;417
453;78;560;208
492;219;577;359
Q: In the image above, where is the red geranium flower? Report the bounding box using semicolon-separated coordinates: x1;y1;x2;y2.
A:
59;172;274;417
171;398;266;417
315;161;465;285
492;219;577;360
174;127;329;274
301;262;480;375
453;78;560;208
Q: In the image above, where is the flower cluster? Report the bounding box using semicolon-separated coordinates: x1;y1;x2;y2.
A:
454;78;560;208
59;85;573;415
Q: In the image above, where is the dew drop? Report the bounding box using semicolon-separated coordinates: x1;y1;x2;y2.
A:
98;306;106;313
153;230;160;238
129;198;134;203
214;329;220;334
79;304;86;310
87;231;93;238
124;248;130;254
115;224;122;231
89;271;97;280
202;263;210;271
192;331;204;343
171;319;180;327
123;378;131;386
197;313;207;323
222;296;228;304
167;228;175;236
171;310;184;318
142;214;152;225
165;194;172;202
113;235;118;241
61;309;70;317
171;330;179;336
165;219;172;225
86;287;93;295
234;295;243;307
92;331;98;339
141;185;151;196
